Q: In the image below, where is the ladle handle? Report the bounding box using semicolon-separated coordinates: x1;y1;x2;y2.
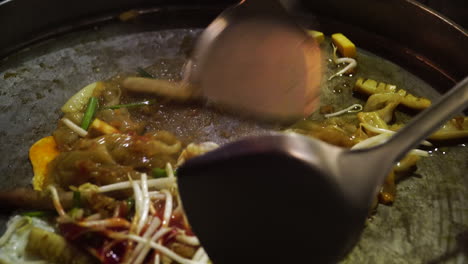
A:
378;76;468;163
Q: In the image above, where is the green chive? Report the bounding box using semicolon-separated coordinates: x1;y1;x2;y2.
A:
152;168;167;178
21;211;53;217
126;198;135;211
103;100;154;110
68;208;84;220
137;67;155;78
73;191;81;208
81;97;98;130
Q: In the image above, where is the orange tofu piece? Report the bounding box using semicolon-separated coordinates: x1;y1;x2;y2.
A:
29;136;59;191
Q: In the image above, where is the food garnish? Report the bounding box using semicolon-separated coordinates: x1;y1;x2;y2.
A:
1;30;466;264
328;44;357;80
103;100;154;110
136;67;155;79
324;103;363;118
81;97;99;130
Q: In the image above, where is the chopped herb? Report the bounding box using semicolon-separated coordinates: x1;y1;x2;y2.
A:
73;191;81;208
103;100;154;110
68;208;84;220
126;198;135;211
137;67;155;78
81;97;98;130
152;168;167;178
21;211;54;217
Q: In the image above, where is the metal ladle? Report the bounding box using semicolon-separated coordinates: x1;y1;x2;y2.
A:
178;77;468;263
184;0;322;120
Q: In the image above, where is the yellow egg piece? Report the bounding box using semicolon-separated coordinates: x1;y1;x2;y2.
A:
89;118;120;135
331;33;357;58
29;136;59;191
307;30;325;44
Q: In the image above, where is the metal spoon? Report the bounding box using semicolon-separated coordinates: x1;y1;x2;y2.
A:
177;77;468;263
184;0;322;120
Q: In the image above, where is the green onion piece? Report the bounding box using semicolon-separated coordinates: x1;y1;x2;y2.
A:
103;100;154;110
21;211;54;217
152;168;167;178
73;191;81;208
137;67;155;79
126;198;135;211
68;208;84;220
125;198;135;220
81;97;98;130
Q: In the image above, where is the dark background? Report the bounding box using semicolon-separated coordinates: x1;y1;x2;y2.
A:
418;0;467;28
0;0;465;28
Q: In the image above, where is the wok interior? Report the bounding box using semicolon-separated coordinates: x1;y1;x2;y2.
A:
0;4;467;263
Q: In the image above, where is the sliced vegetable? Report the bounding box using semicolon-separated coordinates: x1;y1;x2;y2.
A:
21;211;53;217
354;78;431;110
361;124;432;147
61;82;103;113
26;227;96;264
363;93;402;123
355;78;397;95
89;118;119;135
103;100;153;110
394;154;420;173
80;97;98;130
357;112;389;130
331;33;356;58
306;30;325;44
0;216;31;247
177;142;219;166
137;67;155;78
152;168;167;178
29;136;60;191
429;116;468;140
396;89;432;110
364;93;402;112
73;191;81;208
378;170;396;205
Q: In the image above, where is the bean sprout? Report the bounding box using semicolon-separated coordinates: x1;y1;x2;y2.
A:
47;186;66;217
324;104;363;118
361;123;433;146
328;44;357;80
61;118;88;137
98;178;176;193
137;174;151;234
352;132;429;156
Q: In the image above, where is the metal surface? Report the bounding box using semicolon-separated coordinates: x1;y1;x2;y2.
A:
177;77;468;263
0;1;467;263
